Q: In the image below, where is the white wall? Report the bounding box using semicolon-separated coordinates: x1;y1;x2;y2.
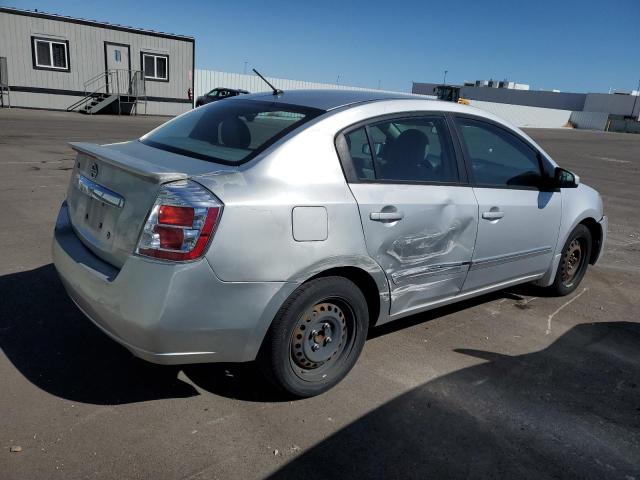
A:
468;100;572;128
195;69;401;99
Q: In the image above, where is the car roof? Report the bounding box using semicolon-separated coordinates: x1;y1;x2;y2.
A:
236;89;426;111
234;90;553;162
223;89;529;135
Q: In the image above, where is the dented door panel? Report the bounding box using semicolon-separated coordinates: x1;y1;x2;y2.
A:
349;183;478;315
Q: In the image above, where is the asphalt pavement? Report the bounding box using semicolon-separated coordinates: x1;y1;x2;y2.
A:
1;109;639;479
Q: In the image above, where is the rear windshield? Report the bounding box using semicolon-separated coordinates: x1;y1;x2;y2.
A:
140;99;324;165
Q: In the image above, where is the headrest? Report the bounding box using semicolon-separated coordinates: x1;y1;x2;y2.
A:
220;118;251;149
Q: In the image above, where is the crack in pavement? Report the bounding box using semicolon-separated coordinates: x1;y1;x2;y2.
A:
546;287;588;335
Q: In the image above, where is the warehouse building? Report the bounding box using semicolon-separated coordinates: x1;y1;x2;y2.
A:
0;7;194;115
413;81;640;132
465;79;530;90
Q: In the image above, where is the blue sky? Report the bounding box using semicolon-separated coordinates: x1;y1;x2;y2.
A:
9;0;640;93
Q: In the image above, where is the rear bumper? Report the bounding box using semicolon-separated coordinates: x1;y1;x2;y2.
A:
52;202;296;364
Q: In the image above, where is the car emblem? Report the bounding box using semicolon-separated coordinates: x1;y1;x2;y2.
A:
89;162;99;179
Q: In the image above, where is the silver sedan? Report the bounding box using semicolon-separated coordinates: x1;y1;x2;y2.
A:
53;90;607;397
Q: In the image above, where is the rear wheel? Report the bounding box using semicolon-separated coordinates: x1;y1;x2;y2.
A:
259;276;368;398
547;224;592;296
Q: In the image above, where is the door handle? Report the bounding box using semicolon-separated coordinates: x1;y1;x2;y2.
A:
482;210;505;220
370;211;405;222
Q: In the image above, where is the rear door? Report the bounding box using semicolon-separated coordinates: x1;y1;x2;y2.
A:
339;114;478;316
452;116;561;292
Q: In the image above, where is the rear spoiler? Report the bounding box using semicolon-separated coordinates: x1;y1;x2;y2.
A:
69;142;188;184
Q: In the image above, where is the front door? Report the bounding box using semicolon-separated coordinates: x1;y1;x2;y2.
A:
342;114;478;317
453;116;562;292
104;42;130;94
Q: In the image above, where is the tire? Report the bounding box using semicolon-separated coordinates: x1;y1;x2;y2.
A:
258;276;369;398
547;224;592;296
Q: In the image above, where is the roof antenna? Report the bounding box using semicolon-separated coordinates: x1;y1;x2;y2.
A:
252;68;283;96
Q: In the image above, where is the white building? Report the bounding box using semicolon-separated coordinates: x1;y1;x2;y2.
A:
465;79;530;90
0;7;194;115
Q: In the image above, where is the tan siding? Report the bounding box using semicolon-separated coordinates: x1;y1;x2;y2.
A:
0;10;193;111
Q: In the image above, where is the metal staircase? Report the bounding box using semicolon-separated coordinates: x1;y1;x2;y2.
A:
67;69;146;115
79;92;119;114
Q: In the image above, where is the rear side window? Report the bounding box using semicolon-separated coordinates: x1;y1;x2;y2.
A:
141;100;324;165
344;127;376;180
455;117;542;188
345;116;459;183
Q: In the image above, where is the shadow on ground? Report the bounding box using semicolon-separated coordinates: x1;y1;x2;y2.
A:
367;283;546;340
270;321;640;479
0;264;281;404
2;266;640;476
0;264;543;405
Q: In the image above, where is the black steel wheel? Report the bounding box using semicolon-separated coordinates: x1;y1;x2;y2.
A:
548;224;592;296
561;238;584;288
259;276;368;398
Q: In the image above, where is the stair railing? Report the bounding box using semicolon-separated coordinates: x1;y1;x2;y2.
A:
67;69;146;114
0;84;10;108
127;70;147;115
112;69;145;115
83;70;110;93
66;70;113;112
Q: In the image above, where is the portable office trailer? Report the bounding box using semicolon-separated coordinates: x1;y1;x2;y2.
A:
0;7;194;115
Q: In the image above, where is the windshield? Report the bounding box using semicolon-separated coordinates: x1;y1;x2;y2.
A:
141;99;324;165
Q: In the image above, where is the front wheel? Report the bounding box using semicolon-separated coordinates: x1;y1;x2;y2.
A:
547;224;592;296
259;276;369;398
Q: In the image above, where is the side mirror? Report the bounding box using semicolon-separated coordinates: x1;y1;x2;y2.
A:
554;167;579;188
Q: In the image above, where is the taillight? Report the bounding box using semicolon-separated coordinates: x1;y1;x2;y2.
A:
136;180;222;261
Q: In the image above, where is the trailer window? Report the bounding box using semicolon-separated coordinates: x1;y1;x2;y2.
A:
32;37;69;71
142;53;169;81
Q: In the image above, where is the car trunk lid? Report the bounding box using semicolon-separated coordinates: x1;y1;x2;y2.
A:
66;141;226;269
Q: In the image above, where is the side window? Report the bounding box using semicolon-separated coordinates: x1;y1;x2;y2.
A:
370;116;458;182
344;127;376;180
455;118;542;188
345;116;459;183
